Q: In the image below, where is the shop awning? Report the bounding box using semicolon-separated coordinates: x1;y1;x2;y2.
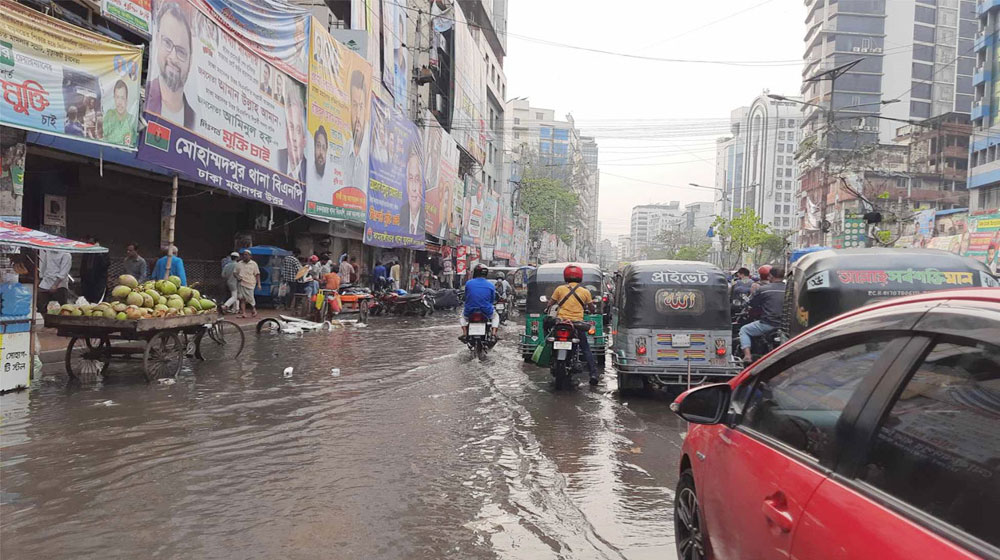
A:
0;222;108;253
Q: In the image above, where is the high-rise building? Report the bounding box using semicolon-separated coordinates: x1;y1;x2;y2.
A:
967;0;1000;213
742;93;802;233
714;106;749;221
581;136;600;255
617;235;633;262
629;202;682;258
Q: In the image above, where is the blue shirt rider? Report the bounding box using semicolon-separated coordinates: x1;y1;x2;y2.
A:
460;264;499;341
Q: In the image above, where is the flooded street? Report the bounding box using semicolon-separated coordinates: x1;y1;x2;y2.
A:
1;316;687;559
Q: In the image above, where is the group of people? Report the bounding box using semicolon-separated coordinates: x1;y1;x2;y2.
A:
219;250;262;318
733;264;786;364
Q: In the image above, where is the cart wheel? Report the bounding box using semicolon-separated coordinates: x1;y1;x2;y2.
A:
143;331;184;382
65;336;110;382
196;320;245;360
359;299;370;323
256;317;283;334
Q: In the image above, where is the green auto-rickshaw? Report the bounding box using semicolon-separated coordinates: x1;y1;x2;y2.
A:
519;263;607;364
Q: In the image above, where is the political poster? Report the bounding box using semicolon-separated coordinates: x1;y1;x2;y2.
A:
138;0;306;213
421;116;460;239
0;0;144;150
199;0;310;83
304;22;372;222
451;17;486;163
462;176;484;247
482;193;499;247
102;0;153;37
966;211;1000;274
495;212;514;260
364;95;425;249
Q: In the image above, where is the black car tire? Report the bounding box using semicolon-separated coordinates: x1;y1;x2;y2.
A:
675;469;709;560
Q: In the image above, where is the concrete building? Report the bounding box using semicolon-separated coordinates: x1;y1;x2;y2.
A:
742;93;802;233
713;106;749;220
894;112;971;209
629;202;682;259
598;239;617;270
682;201;716;242
506;98;599;261
617;235;633;262
968;0;1000;213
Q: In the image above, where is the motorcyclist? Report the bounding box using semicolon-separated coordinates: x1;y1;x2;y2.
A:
750;264;771;296
459;264;500;342
732;267;753;298
739;265;785;364
544;265;600;385
494;272;513;302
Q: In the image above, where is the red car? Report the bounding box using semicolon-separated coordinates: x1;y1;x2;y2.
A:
670;288;1000;560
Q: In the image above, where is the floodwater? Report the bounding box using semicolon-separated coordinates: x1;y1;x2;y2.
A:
1;315;688;559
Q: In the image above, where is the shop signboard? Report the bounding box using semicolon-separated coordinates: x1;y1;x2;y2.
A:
482;193;499;247
462;176;484;247
363;95;425;249
199;0;310;83
304;21;373;222
102;0;152;37
138;0;306;213
495;213;514;260
0;0;144;150
966;210;1000;273
842;214;866;248
0;332;31;392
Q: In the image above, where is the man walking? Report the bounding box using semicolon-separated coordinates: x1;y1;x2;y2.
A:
389;260;401;288
338;254;354;285
281;247;303;309
221;252;239;313
122;241;148;282
234;249;261;318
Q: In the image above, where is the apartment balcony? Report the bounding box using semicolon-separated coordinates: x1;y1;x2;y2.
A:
977;0;1000;16
943;145;970;159
972;101;991;121
974;65;992;86
974;29;993;53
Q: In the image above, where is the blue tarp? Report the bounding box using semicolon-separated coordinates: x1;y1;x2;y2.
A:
790;246;831;263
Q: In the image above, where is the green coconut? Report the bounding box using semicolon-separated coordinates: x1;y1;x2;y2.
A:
115;312;128;320
118;274;139;289
191;289;201;300
111;285;132;300
183;306;197;315
103;308;116;319
112;302;127;313
140;294;154;308
187;297;201;310
126;292;144;307
178;286;193;302
159;281;177;295
168;275;182;288
199;299;217;310
166;298;184;310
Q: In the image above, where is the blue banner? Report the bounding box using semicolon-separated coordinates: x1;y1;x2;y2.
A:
363;95;425;249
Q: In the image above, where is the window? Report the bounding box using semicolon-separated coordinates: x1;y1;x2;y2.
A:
957;57;975;76
836;14;884;34
785;193;791;202
858;339;1000;547
539;126;552;138
787;144;794;153
776;168;783;177
779;131;786;140
514;132;520;139
775;204;782;214
839;73;882;92
778;144;785;153
913;63;934;80
912;82;932;100
778;119;786;128
788;130;795;141
783;217;790;226
913;24;935;43
915;5;936;24
514;117;520;125
553;128;569;140
784;204;791;214
742;339;897;460
913;44;934;62
540;141;551;153
774;217;781;226
911;100;932;119
536;112;544;120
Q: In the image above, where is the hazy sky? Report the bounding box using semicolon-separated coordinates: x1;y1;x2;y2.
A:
504;0;803;238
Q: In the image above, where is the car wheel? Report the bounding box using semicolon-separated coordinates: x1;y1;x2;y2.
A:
675;469;708;560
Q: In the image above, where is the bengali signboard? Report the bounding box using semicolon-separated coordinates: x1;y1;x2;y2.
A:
102;0;153;37
495;212;514;260
966;211;1000;273
462;176;484;246
304;21;372;221
198;0;310;83
482;193;499;248
421;115;460;238
363;95;424;249
138;0;305;213
0;0;144;149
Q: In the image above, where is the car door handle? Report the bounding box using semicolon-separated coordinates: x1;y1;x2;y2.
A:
762;493;794;532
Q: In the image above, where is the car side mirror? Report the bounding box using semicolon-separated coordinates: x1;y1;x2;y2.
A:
670;383;732;424
539;295;547;303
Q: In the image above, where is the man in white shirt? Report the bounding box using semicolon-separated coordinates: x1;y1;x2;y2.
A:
341;70;371;198
38;249;71;312
338;255;355;285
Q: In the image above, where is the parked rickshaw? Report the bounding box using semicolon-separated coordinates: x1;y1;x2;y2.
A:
519;263;607;364
611;260;738;392
784;248;999;336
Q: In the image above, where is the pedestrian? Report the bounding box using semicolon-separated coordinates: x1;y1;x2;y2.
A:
442;255;453;289
234;249;261;318
37;248;71;313
79;236;109;303
372;261;388;290
280;247;302;309
304;255;321;298
152;245;187;286
122;241;148;282
389;260;401;289
349;256;360;284
338;254;354;285
221;252;239;313
319;253;333;276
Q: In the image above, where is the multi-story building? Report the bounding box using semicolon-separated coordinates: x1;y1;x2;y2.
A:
506;98;599;260
968;0;1000;213
629;202;682;258
598;239;617;270
714;106;749;220
682;201;716;244
742;93;802;233
617;235;633;262
894;112;971;209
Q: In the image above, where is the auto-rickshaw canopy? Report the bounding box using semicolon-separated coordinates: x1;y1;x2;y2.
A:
615;260;730;330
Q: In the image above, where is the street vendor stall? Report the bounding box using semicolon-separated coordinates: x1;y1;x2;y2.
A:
0;221;108;391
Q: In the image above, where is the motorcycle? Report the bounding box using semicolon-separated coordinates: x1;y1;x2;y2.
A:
547;318;586;390
731;305;781;363
368;289;434;316
465;310;495;360
495;294;511;324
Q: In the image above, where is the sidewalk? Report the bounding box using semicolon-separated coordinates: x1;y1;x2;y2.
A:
36;308;288;364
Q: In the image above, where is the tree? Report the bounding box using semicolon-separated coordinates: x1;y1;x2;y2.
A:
518;172;581;244
712;209;770;270
754;233;789;265
674;243;711;262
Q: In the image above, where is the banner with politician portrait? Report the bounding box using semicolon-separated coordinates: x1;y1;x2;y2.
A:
0;0;144;150
364;95;425;249
462;176;484;247
421;114;460;239
138;0;305;213
304;21;372;222
198;0;310;82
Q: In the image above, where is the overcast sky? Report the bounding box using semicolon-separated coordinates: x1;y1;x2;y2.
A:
504;0;803;238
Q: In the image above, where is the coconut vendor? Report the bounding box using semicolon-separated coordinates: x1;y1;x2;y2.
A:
152;245;187;286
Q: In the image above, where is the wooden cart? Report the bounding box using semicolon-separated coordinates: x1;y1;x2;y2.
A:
44;313;245;382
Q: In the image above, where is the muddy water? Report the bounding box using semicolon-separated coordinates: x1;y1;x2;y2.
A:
1;316;688;559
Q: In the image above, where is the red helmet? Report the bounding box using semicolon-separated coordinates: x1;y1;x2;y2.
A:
309;255;319;263
758;265;772;280
564;265;583;283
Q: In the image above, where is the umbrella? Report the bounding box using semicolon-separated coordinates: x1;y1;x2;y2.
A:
0;221;108;253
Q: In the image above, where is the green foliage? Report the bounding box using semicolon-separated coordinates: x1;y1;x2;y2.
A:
712;209;771;269
754;233;788;265
519;172;580;244
648;241;711;262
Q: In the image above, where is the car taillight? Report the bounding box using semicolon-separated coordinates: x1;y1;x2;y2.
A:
715;339;727;356
636;337;647;356
470;311;485;322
